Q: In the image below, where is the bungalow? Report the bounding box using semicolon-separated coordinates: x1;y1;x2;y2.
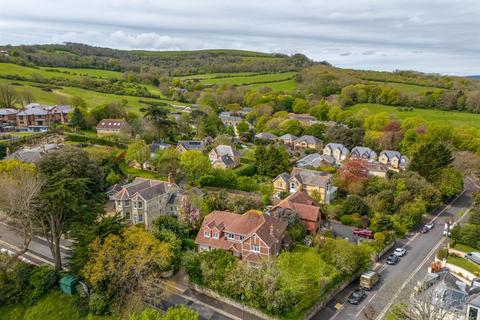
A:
287;113;318;126
350;146;377;161
208;145;240;169
96;119;131;137
5;143;61;163
273;167;336;204
271;191;324;234
294;135;322;150
195;210;289;262
379;150;408;170
296;153;336;168
323;143;349;162
176;140;205;153
254;132;278;141
278;134;298;147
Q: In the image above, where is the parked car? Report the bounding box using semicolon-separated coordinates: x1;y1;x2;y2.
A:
420;226;429;233
387;254;400;265
425;222;434;230
443;222;456;237
353;229;374;239
394;248;407;257
465;252;480;265
347;289;366;305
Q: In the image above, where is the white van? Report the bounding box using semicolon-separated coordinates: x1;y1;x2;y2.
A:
466;252;480;265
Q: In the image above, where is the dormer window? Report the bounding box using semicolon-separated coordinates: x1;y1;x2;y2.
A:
204;230;210;238
227;233;235;240
213;232;219;239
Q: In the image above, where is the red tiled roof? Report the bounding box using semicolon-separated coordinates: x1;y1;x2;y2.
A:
273;191;322;222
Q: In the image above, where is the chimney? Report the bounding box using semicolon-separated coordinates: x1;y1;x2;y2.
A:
167;172;175;185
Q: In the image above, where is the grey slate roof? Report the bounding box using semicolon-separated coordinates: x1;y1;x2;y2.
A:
325;143;348;154
254;132;278;140
136;183;167;201
290;167;332;188
213;145;239;158
351;146;377;160
5;144;60;163
278;134;298;141
294;135;322;145
177;140;204;150
0;108;18;115
297;153;335;168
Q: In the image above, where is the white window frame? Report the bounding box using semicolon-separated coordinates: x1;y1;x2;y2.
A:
213;232;219;239
116;200;122;207
227;233;235;240
250;244;260;253
204;230;210;238
137;201;143;209
123;200;130;207
239;235;245;241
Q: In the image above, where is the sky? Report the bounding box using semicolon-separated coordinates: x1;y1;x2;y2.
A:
1;0;479;75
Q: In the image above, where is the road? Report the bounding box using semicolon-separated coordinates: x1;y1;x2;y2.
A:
313;178;476;320
0;220;255;320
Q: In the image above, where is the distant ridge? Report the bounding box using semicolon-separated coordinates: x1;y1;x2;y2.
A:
468;75;480;79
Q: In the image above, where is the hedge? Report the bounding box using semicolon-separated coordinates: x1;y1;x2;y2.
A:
65;133;128;149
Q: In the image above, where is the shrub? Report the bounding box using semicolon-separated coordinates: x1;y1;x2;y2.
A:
183;251;203;284
234;164;257;176
437;248;449;260
28;265;58;305
288;223;307;242
340;214;353;225
182;238;196;251
89;292;111;315
341;195;369;216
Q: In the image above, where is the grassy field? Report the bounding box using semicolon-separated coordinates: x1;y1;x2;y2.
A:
369;81;439;94
348;103;480;129
175;72;259;80
199;71;296;86
119;162;166;180
447;256;480;275
246;79;297;92
0;78;177;114
0;290;118;320
452;243;479;253
0;63;123;80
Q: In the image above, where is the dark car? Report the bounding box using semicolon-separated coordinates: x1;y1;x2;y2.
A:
347;289;366;305
386;254;399;265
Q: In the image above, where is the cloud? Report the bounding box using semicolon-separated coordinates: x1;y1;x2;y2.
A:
0;0;479;75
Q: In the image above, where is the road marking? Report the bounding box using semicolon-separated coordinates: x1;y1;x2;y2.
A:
374;234;447;320
430;189;466;223
0;221;72;251
0;239;54;266
330;304;345;320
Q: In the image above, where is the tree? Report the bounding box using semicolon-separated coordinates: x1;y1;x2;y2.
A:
304;123;325;139
18;89;35;107
140;104;175;141
152;149;181;177
410;142;453;181
36;147;104;270
179;150;212;183
91;103;127;122
324;126;364;149
272;208;300;227
69;107;88;130
341;195;369;216
83;226;174;313
280;119;304;136
254;145;290;177
125;140;150;165
236;121;249;134
337;159;369;194
434;167;463;199
0;84;18;108
0;160;42;280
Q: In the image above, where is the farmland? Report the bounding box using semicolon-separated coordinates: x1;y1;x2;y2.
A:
0;63;123;80
368;81;440;94
199;71;296;86
348;103;480;128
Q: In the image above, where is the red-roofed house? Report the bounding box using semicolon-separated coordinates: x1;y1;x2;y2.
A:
270;191;324;234
195;210;289;262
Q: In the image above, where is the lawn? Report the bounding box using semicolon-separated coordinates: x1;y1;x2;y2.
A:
369;81;439;94
277;245;339;319
246;79;297;92
0;78;176;114
119;162;165;180
348;103;480;129
0;290;118;320
452;243;479;253
199;72;296;86
0;63;123;80
447;256;480;275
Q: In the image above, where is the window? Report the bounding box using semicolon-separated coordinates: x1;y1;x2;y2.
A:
250;245;260;253
213;232;219;239
468;306;479;320
116;200;122;207
290;183;296;189
204;230;210;238
123;200;130;207
239;236;245;241
227;233;235;240
137;201;143;209
138;214;144;222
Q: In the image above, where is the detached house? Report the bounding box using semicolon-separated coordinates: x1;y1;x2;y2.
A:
111;176;180;228
271;191;324;234
0;108;18;127
254;132;278;141
278;134;298;147
350;146;377;161
195;210;289;262
296;153;336;168
96;119;131;137
323;143;349;162
294;135;322;150
273;167;336;204
176;140;205;154
379;150;408;170
208;145;240;169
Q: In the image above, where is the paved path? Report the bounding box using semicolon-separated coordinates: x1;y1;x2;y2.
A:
313;179;475;320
